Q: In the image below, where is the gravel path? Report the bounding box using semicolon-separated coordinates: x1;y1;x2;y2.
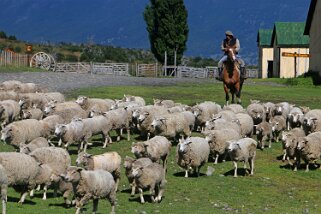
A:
0;72;216;93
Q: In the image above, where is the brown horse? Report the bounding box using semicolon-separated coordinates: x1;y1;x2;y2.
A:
222;48;244;105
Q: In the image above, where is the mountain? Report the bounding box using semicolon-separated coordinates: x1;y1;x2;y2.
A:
0;0;310;64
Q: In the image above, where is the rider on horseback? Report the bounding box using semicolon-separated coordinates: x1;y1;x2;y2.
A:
216;30;247;81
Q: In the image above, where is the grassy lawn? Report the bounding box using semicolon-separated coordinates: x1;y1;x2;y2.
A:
2;77;321;214
0;65;45;73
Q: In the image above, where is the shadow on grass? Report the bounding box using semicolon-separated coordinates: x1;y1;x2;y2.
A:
128;195;165;204
280;163;320;171
173;171;206;178
224;168;251;177
7;196;36;205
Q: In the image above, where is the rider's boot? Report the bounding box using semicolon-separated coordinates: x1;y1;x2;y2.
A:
216;68;223;81
240;67;247;79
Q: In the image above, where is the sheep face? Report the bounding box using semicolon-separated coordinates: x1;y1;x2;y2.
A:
177;139;192;154
297;138;308;151
75;96;87;106
131;167;143;178
65;167;82;183
303;117;317;130
55;124;67;137
1;126;13;142
76;152;91;167
151;117;165;129
251;110;263;120
131;143;145;158
44;104;55;115
19;144;31;154
132;109;141;119
138;112;149;123
18;98;26;107
22;110;32;119
192;108;201;117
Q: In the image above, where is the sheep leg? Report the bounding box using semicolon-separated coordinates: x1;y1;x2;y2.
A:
138;188;145;204
127;128;130;141
244;162;249;175
305;162;310;172
282;150;287;162
214;154;219;165
103;135;109;148
92;199;99;214
1;184;7;214
250;158;254;175
63;190;72;206
75;207;81;214
30;189;35;197
149;186;156;203
107;191;116;214
233;161;238;177
36;184;41;191
2;198;6;214
42;185;48;200
58;138;62;147
130;182;136;196
184;170;189;178
18;191;29;204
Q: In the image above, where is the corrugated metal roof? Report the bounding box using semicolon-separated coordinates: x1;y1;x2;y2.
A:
272;22;309;47
257;29;273;47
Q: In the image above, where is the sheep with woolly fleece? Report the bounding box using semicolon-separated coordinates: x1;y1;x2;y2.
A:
76;116;113;148
123;94;146;106
211;109;237;122
0;100;20;127
287;107;304;130
297;131;321;172
44;101;87;124
65;166;117;214
153;98;175;108
235;112;254;137
103;108;131;141
181;111;196;131
263;102;276;122
274;102;292;119
204;129;241;164
192;101;221;132
131;136;172;171
136;105;168;140
22;108;43;120
255;121;273;149
20;137;50;154
33;164;54;200
54;119;87;152
246;102;266;128
15;82;42;93
76;151;121;192
282;128;306;171
151;112;191;140
0;91;19;101
76;96;114;116
0;80;21;91
1;119;49;149
124;156;153;196
0;152;40;204
204;118;241;135
30;147;71;176
43;92;65;103
176;137;210;177
18;93;48;110
227;138;257;177
131;162;166;204
223;104;245;113
302;109;321;135
269;115;287;142
0;164;8;214
50;174;74;206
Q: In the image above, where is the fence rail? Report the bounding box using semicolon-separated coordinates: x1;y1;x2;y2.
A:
0;50;29;66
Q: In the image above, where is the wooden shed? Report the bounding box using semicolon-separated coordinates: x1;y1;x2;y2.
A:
271;22;310;78
257;29;273;78
304;0;321;84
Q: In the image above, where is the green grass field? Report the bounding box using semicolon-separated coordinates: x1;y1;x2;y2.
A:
2;77;321;214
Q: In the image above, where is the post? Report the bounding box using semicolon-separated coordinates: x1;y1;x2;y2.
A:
164;51;167;76
294;52;297;78
174;49;177;77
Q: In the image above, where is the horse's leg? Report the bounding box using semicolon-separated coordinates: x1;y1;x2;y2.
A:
223;84;229;106
231;92;235;104
235;82;242;104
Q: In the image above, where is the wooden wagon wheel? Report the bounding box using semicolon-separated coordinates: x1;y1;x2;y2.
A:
30;52;56;71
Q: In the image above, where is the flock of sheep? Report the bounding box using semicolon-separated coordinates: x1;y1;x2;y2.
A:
0;80;321;214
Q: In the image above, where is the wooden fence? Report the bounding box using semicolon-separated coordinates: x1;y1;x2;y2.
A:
0;50;29;66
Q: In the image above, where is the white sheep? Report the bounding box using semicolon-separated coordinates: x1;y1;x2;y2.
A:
123;94;146;106
204;118;241;135
124;156;153;196
287;107;304;130
76;96;114;116
176;137;210;177
22;108;43;120
49;174;74;206
19;137;50;154
0;80;22;91
282;128;306;171
34;164;54;200
262;102;276;122
235;112;254;137
274;102;292;119
227;138;257;177
297;131;321;172
302;109;321;135
0;152;40;204
76;151;121;192
131;136;172;170
0;100;20;128
0;91;19;101
192;101;221;132
65;166;117;214
269;115;287;142
204;129;241;164
0;164;8;214
246;102;266;126
153;98;175;108
151;112;191;140
131;162;166;204
255;121;273;149
223;104;245;113
1;119;48;149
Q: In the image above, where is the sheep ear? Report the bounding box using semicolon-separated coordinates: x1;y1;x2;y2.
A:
84;153;92;158
77;167;83;172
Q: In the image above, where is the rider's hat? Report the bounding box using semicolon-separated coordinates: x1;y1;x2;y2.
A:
225;30;233;36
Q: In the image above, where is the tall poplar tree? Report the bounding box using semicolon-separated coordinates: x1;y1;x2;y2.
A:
144;0;189;65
